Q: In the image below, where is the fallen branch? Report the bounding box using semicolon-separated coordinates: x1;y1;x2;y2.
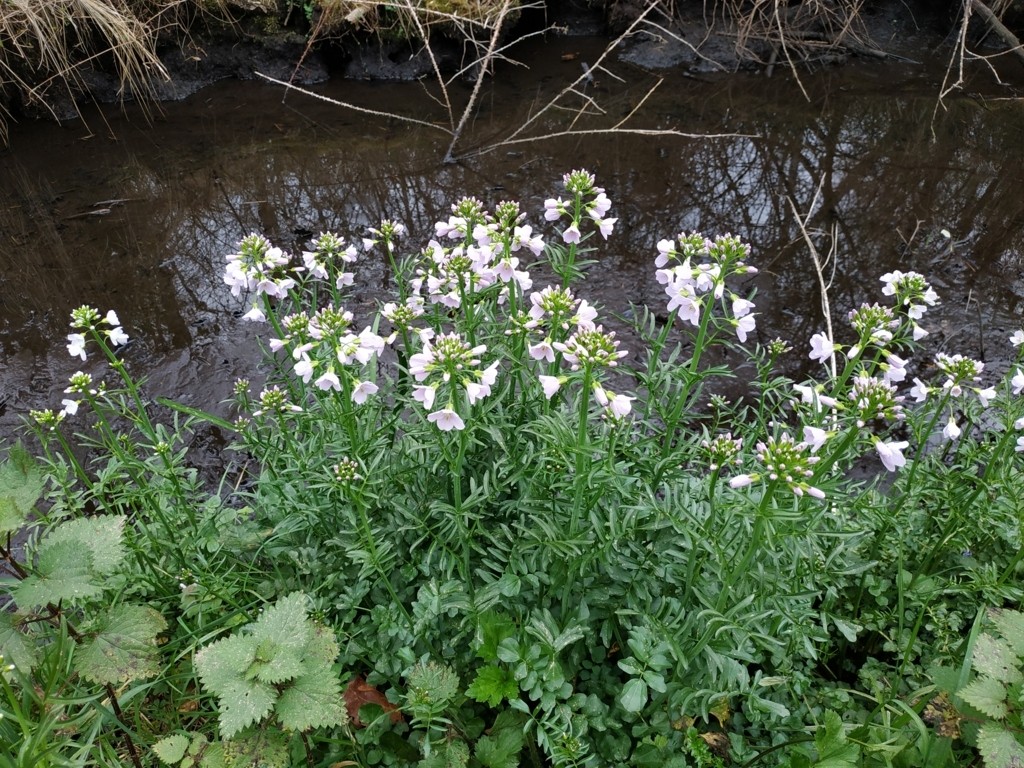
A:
970;0;1024;66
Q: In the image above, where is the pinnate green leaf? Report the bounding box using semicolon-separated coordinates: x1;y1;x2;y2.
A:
813;710;860;768
0;443;45;534
960;675;1008;720
467;665;518;707
977;722;1024;768
75;604;167;685
153;734;190;765
0;612;38;672
974;633;1023;685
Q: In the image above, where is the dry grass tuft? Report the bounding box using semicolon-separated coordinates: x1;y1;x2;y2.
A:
0;0;171;141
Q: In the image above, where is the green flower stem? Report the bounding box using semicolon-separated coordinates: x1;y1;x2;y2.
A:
715;480;778;614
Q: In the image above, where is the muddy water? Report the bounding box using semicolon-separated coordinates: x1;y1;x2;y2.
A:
2;40;1024;443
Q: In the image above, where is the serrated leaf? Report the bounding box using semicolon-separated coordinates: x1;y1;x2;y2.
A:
620;678;648;713
196;635;259;692
216;678;277;738
0;612;38;672
250;592;311;658
960;676;1008;720
974;633;1023;685
221;729;289;768
467;665;519;707
75;604;167;685
0;443;45;534
977;722;1024;768
990;609;1024;657
814;710;860;768
301;624;339;668
276;671;347;732
13;540;101;607
475;611;517;662
45;515;126;575
474;712;525;768
153;734;190;765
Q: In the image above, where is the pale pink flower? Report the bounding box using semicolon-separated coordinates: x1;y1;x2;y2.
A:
242;304;266;322
428;408;465;431
943;416;961;441
351;380;378;404
913;323;929;341
294;357;315;383
104;310;120;326
732;297;755;318
562;223;581;244
67;333;87;360
809;333;835;364
315;370;341;391
1012;368;1024;396
1011;329;1024;347
596;217;617;239
793;384;838;411
909;377;930;403
107;326;129;346
976;387;997;407
60;398;80;416
875;439;909;472
803;426;829;453
729;474;754;489
734;314;756;343
413;385;437;411
529;340;556;363
607;392;634;418
655;239;674;268
539;375;561;399
882;353;907;385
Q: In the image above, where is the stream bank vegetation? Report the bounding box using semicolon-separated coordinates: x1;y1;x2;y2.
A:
2;0;1024;143
3;170;1024;766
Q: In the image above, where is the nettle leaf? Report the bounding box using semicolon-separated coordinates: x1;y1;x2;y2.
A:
301;624;340;668
153;734;190;765
977;722;1024;768
275;670;347;732
990;609;1024;657
0;443;45;533
75;604;167;685
974;633;1023;685
46;515;127;575
960;676;1009;720
467;665;519;707
196;634;277;738
13;540;101;607
0;612;38;672
249;592;312;658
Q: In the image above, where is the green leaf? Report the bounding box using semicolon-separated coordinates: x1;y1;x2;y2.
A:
13;540;101;607
467;665;518;707
973;633;1023;685
45;515;126;575
0;443;45;534
474;712;525;768
960;676;1008;720
221;729;289;768
977;722;1024;768
0;612;38;672
990;609;1024;657
276;671;347;732
153;734;190;765
249;592;312;658
196;634;277;738
300;624;340;668
475;611;517;662
620;678;648;713
75;604;167;685
814;711;860;768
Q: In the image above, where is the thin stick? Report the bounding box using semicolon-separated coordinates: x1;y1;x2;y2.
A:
254;72;451;134
461;127;756;159
443;0;513;163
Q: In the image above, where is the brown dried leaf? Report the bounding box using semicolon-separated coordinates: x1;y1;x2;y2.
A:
343;675;404;728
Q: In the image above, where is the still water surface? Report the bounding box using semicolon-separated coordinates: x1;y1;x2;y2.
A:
2;42;1023;440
